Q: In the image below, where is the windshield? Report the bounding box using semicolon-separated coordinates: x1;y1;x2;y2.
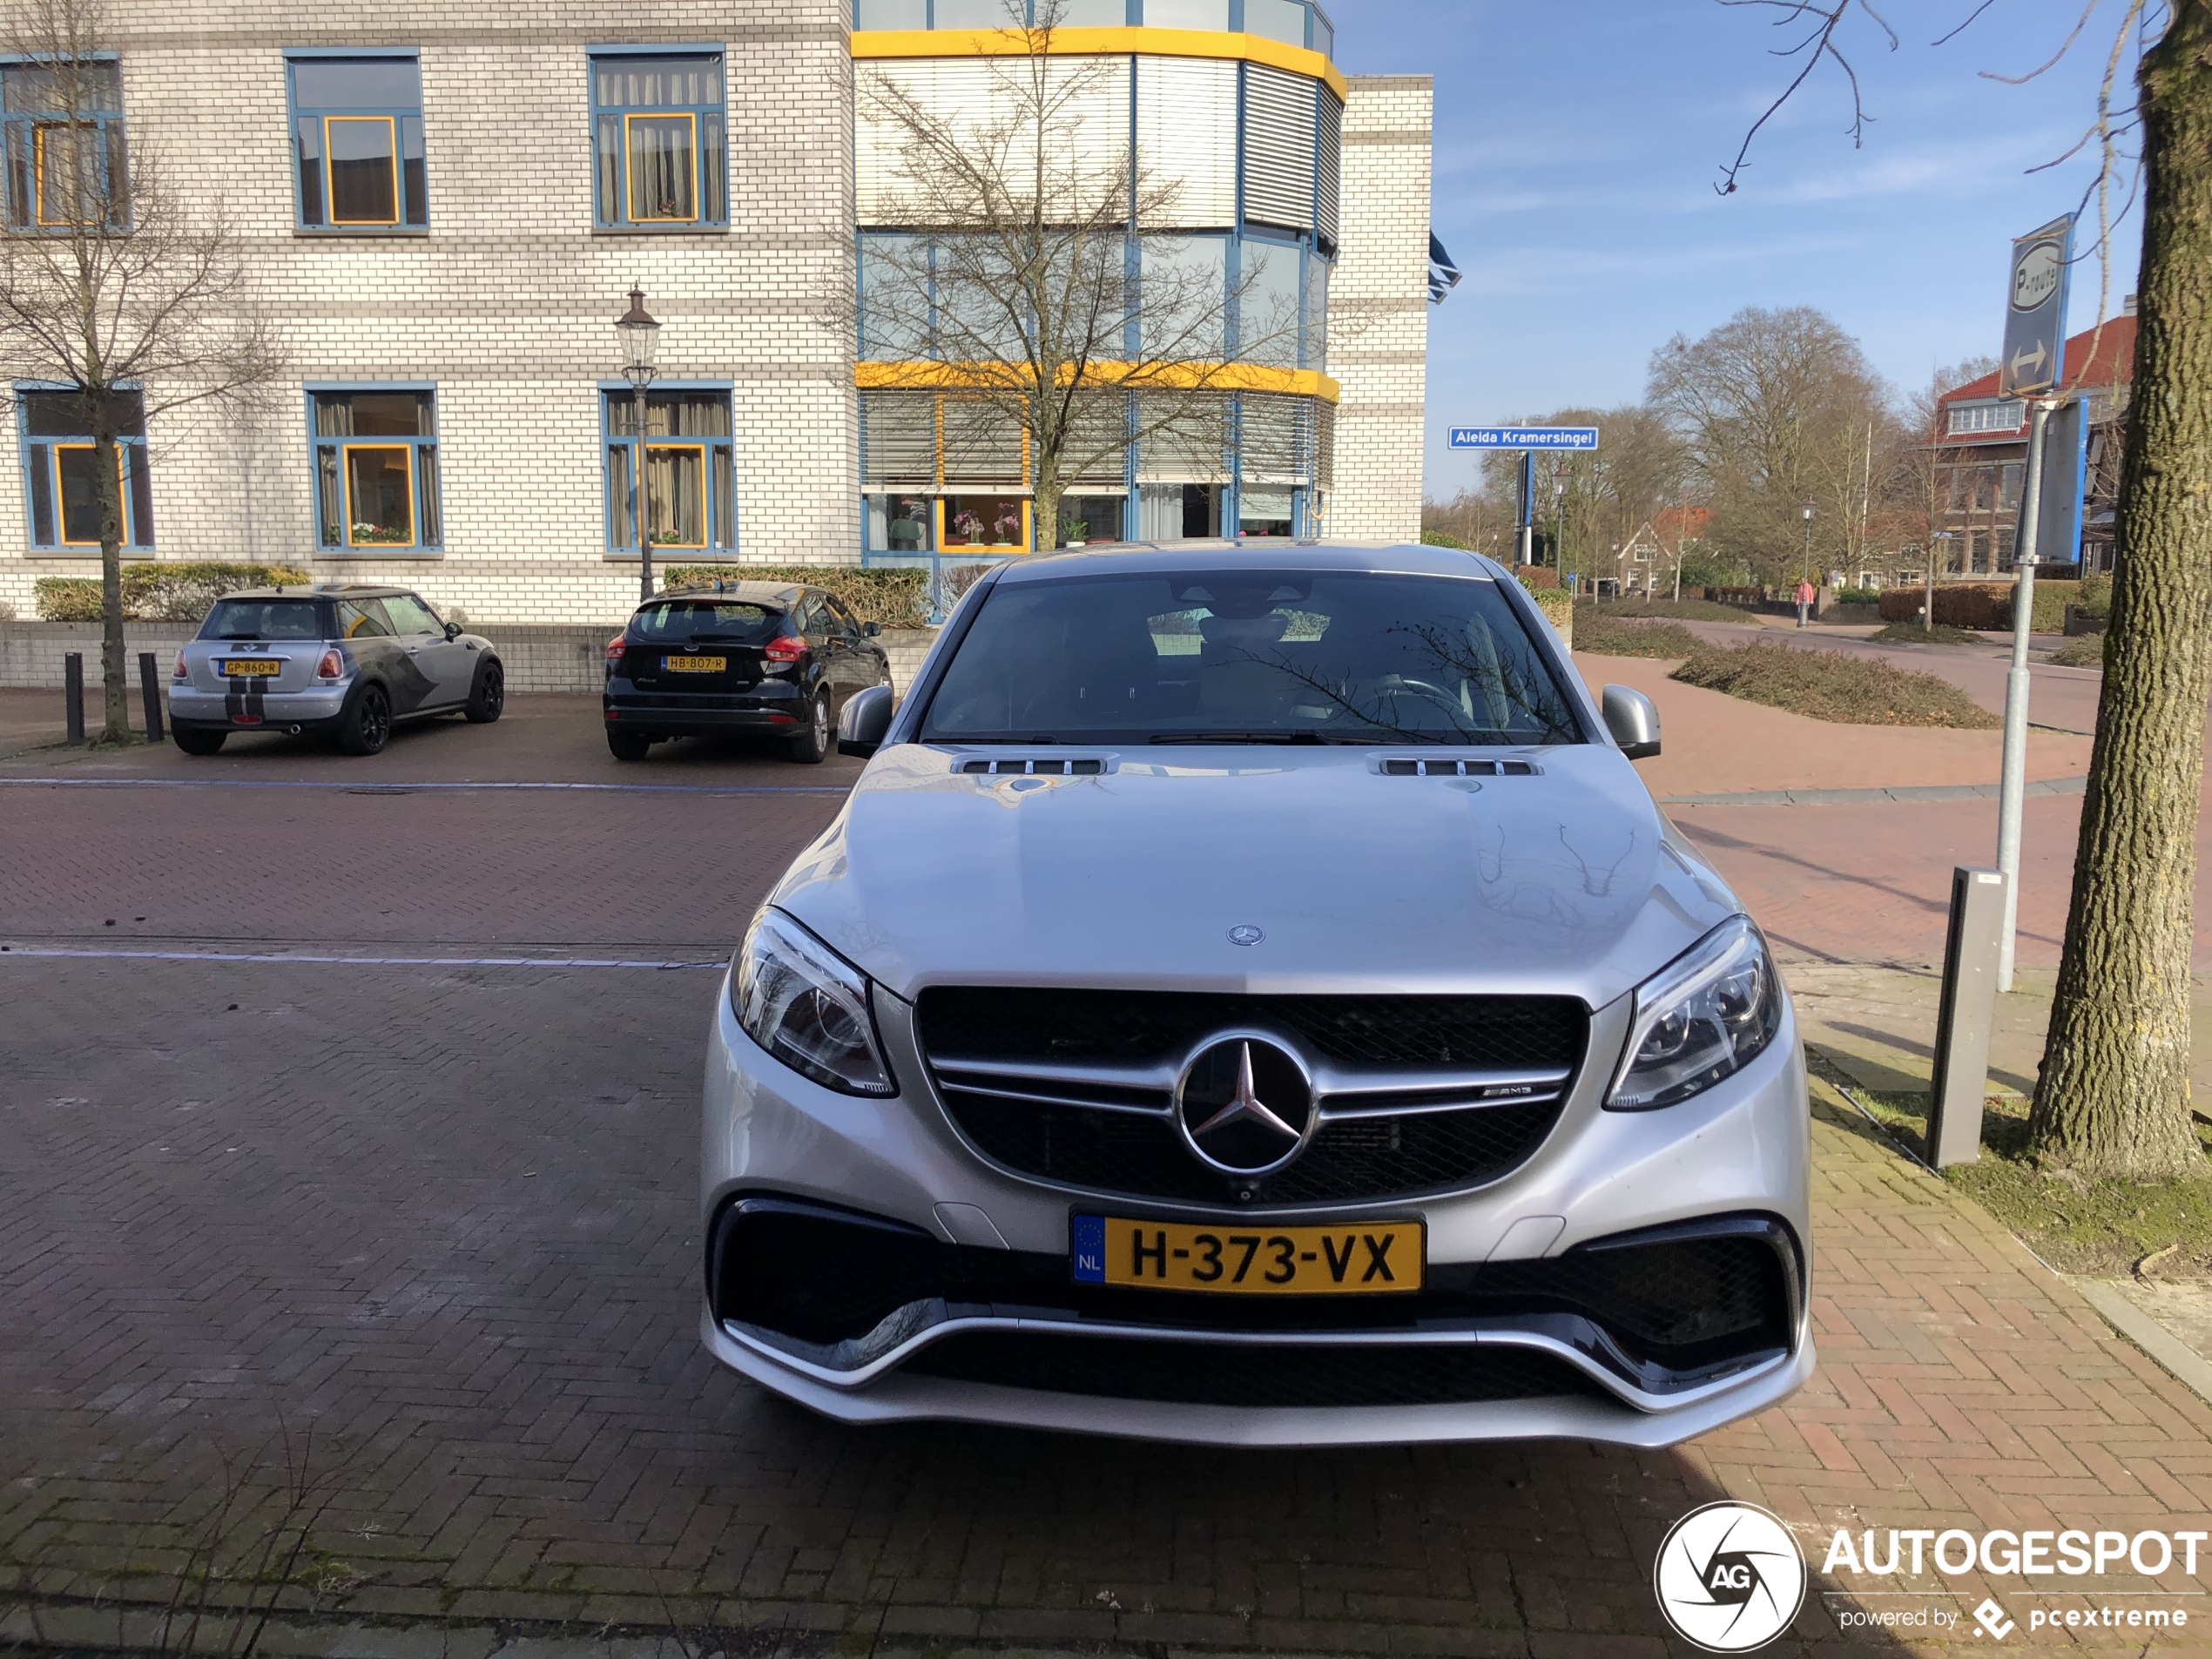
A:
629;599;781;644
921;569;1583;746
199;599;327;642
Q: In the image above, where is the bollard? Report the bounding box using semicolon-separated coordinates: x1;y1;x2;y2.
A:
1927;867;2008;1168
138;651;164;742
64;651;84;745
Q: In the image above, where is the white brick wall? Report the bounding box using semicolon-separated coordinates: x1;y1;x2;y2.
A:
0;2;859;627
1325;73;1430;543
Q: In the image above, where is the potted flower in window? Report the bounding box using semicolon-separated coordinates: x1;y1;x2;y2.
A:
952;510;984;544
993;511;1021;546
352;521;412;545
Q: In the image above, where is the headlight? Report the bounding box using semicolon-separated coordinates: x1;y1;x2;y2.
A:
731;908;895;1096
1608;917;1782;1111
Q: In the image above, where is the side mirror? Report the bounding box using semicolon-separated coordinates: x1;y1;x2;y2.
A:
444;621;462;641
1602;685;1661;759
838;683;895;759
861;620;883;637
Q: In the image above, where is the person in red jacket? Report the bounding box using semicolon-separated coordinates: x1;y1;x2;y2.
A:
1796;577;1816;628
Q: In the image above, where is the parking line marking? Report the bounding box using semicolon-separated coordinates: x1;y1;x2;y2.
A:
0;777;849;795
0;948;726;969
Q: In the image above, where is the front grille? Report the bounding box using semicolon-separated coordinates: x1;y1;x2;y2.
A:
903;1331;1606;1407
916;988;1585;1204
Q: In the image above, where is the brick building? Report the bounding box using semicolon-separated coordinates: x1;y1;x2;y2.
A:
0;1;1434;624
1930;314;2134;578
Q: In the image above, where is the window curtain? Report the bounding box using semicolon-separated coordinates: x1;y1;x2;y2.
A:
644;446;705;544
627;116;695;219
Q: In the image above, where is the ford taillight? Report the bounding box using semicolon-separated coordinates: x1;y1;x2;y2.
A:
764;634;804;665
606;632;629;664
316;650;344;681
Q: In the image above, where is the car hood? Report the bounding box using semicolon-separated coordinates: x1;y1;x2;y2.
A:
770;745;1744;1010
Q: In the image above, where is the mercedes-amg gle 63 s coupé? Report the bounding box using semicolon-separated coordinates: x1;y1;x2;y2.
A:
698;544;1810;1446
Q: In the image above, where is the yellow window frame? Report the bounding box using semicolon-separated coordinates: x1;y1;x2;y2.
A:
639;440;710;549
323;115;400;226
32;120;105;228
341;442;415;548
623;111;698;223
52;442;127;546
934;497;1032;554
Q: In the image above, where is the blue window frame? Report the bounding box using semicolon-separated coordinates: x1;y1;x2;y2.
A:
602;387;737;552
590;51;726;229
853;0;1332;53
2;58;125;230
308;387;442;551
17;386;152;550
287;53;427;231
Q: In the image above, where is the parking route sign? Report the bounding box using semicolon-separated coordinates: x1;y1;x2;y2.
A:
1448;426;1599;450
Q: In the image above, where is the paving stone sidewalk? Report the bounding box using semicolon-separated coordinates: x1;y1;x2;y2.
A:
6;956;2212;1656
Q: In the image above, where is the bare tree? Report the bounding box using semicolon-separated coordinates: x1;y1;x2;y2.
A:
1718;1;2209;1180
853;0;1308;551
1647;306;1898;585
0;0;283;744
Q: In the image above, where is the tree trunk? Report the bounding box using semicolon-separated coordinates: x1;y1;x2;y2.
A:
2029;3;2212;1180
1033;464;1063;556
93;422;131;744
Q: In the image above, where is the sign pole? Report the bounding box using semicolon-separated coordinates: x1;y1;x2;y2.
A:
1515;450;1534;566
1995;398;2052;993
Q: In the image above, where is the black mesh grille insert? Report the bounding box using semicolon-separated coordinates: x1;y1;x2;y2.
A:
901;1331;1605;1408
1475;1233;1791;1358
917;988;1585;1204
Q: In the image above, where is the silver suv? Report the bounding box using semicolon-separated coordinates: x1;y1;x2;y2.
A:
169;585;502;756
698;546;1811;1447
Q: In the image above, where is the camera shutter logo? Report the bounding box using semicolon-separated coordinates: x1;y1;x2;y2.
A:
1653;1501;1807;1652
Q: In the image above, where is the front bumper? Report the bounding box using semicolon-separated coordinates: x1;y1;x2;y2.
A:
699;972;1813;1446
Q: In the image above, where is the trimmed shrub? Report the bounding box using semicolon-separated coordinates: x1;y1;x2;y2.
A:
33;563;314;623
1521;585;1573;649
658;564;932;629
1420;529;1468;549
1513;563;1561;590
2051;631;2105;668
1876;580;2080;633
1836;587;1881;606
1574;611;1702;659
1670;641;1999;728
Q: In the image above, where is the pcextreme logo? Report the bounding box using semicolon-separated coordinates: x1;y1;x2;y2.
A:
1653;1501;1809;1652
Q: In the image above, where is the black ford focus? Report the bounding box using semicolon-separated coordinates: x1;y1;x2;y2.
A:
602;582;891;764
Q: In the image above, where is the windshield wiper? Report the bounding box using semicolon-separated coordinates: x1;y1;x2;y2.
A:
1147;731;1397;746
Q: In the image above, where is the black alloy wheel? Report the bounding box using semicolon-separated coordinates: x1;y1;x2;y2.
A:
172;726;226;756
336;683;391;756
464;659;505;724
607;727;652;763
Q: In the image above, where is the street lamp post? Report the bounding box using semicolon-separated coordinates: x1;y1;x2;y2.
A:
615;285;662;602
1797;502;1815;628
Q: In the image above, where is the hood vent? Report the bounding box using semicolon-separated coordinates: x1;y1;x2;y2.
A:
1381;758;1537;778
958;757;1106;777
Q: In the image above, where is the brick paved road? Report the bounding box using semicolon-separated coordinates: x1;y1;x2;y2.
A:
7;712;2212;1655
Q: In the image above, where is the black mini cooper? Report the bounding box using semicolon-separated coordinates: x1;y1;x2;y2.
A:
602;581;893;764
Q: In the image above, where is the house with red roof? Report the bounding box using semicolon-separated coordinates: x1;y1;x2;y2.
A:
1930;313;2135;577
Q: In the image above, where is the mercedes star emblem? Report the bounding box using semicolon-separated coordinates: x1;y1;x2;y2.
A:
1176;1035;1315;1177
1226;924;1264;947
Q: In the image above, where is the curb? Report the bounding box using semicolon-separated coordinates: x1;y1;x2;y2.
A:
2070;1278;2212;1413
1662;776;2087;807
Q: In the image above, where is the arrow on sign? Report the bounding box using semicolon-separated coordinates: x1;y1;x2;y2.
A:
2011;341;2047;380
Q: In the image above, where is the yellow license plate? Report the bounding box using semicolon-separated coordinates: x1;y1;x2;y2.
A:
1072;1215;1423;1295
222;658;282;676
664;655;726;673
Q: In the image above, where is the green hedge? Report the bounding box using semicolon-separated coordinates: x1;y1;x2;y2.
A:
1875;579;2080;634
658;564;934;629
34;563;315;624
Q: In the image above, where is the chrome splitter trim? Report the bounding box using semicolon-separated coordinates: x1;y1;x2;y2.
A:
718;1307;1795;1416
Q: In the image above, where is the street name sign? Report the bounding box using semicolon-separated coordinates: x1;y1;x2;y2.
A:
1448;426;1599;450
2000;214;2074;397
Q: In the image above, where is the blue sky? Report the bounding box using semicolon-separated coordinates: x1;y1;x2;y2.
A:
1319;1;2146;499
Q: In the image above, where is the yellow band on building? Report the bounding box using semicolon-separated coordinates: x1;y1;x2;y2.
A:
855;361;1340;403
849;26;1347;100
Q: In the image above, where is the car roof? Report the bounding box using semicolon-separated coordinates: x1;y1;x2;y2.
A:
987;543;1506;585
211;585;391;602
643;581;805;606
